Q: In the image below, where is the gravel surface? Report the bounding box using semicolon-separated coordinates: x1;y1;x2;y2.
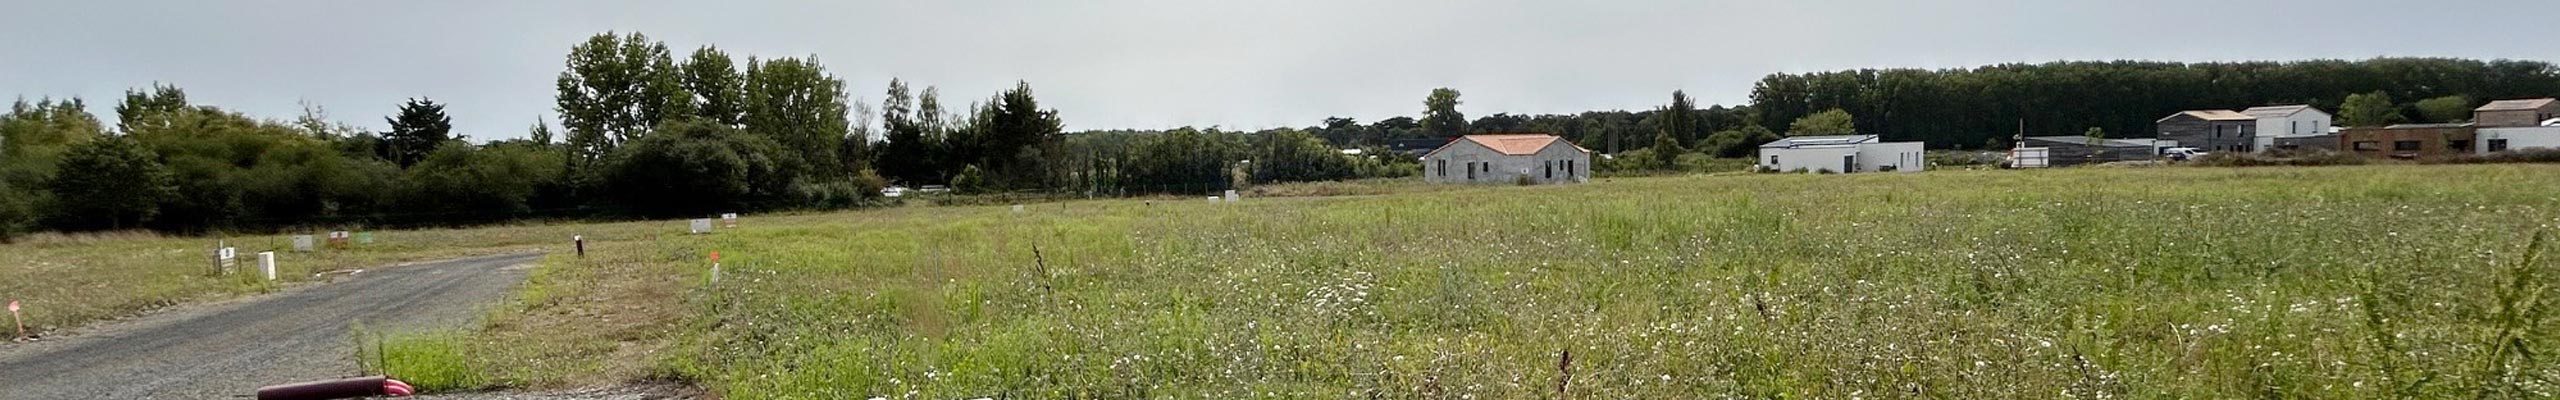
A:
0;253;545;399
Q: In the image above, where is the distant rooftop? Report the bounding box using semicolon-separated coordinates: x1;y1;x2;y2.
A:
2022;136;2162;148
2477;98;2558;112
2165;110;2255;122
1759;134;1880;148
2378;122;2476;129
2242;105;2320;118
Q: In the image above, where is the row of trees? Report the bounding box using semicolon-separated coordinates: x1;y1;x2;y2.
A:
0;32;1422;239
0;86;569;239
1747;58;2560;149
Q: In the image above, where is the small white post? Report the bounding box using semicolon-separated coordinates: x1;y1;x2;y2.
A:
690;219;713;234
257;252;277;281
1011;204;1024;213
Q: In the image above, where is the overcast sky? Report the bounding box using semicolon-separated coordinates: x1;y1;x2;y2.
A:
7;0;2560;141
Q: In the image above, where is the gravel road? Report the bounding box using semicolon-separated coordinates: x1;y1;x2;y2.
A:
0;253;545;399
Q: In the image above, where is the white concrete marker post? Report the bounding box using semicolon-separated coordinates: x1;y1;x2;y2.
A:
291;235;315;252
257;251;277;281
1224;190;1239;202
690;219;713;234
1012;204;1024;213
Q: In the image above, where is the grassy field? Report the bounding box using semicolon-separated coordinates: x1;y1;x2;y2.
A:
15;164;2560;398
407;164;2557;399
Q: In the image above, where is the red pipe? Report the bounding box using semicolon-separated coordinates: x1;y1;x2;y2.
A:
256;376;413;399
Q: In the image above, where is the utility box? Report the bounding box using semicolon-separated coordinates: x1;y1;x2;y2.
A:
257;252;277;280
2009;147;2051;169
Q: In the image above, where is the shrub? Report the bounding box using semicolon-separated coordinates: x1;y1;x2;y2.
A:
2429;148;2560;164
600;120;795;217
0;181;31;243
47;136;174;230
2189;149;2367;167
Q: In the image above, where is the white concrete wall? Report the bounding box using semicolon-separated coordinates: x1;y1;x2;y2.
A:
1530;142;1593;183
1759;146;1860;173
1422;141;1591;184
1760;143;1926;173
1858;142;1927;172
2477;127;2560;153
2255;110;2333;150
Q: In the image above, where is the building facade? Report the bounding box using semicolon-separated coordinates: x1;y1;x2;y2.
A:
1756;135;1927;173
2156;110;2259;152
1420;134;1592;184
2339;124;2476;159
2476;127;2560;153
2242;105;2335;150
2474;98;2559;128
2017;136;2170;167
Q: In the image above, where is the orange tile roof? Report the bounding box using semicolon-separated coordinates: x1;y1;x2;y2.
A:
1457;134;1572;155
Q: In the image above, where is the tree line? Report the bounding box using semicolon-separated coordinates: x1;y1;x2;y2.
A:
7;46;2558;240
0;32;1413;239
1746;58;2560;149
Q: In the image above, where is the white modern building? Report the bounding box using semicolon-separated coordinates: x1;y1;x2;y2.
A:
2241;105;2334;150
2476;126;2560;154
1420;134;1592;184
1756;135;1926;173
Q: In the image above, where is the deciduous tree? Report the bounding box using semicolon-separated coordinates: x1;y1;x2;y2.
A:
2340;91;2400;127
1789;109;1858;136
1422;88;1466;137
47;137;173;230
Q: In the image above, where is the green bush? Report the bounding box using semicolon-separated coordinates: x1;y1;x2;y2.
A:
357;329;488;392
2189;149;2367;167
600;120;795;217
2430;148;2560;164
0;181;31;243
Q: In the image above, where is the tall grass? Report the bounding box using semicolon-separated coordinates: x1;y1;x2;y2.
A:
440;164;2559;398
355;328;488;391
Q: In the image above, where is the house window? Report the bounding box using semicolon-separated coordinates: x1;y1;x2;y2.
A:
1466;162;1476;179
2449;140;2472;151
2353;141;2380;151
2490;139;2510;152
1544;161;1554;179
2214;125;2223;138
1436;159;1446;177
2392;140;2422;151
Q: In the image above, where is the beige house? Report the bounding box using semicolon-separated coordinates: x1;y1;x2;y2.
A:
1420;134;1591;184
2475;98;2559;128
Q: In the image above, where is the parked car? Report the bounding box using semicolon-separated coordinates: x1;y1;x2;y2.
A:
2162;147;2208;161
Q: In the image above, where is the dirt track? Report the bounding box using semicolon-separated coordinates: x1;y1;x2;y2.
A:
0;253;542;399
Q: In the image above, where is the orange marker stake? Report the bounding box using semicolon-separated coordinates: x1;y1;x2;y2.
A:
8;299;23;339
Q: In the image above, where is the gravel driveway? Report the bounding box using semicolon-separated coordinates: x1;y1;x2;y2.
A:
0;253;545;399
